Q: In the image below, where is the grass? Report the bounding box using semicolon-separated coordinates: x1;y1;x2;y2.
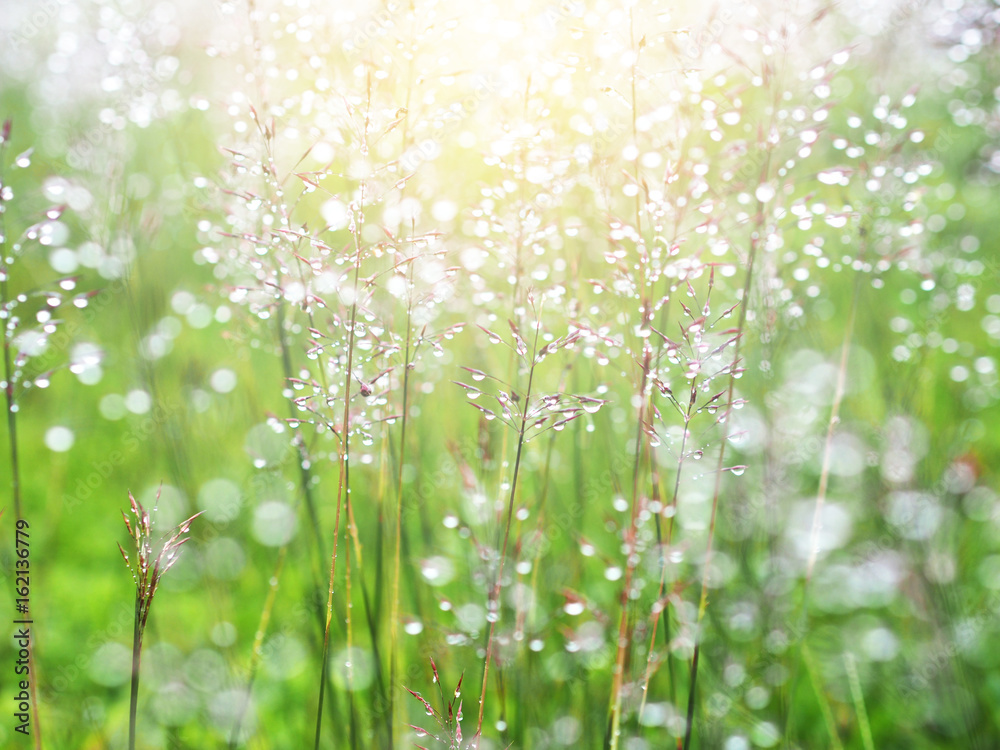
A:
1;2;1000;749
117;490;199;750
2;118;51;750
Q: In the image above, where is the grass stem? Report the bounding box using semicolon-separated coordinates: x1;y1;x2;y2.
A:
474;315;542;745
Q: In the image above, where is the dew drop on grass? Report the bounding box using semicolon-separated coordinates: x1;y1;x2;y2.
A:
755;184;775;203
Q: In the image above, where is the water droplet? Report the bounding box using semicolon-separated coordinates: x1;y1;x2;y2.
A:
755;184;775;203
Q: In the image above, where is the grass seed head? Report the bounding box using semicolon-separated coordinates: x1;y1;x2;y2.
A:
119;488;201;628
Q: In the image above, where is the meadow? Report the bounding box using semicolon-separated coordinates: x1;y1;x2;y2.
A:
1;1;999;748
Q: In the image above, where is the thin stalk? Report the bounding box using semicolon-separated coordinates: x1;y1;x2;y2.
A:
389;263;415;746
477;77;536;740
805;271;861;586
517;358;578;740
1;280;20;521
801;643;844;750
844;652;875;750
1;127;43;750
342;452;387;745
314;63;374;750
679;44;787;733
682;221;763;750
384;44;417;743
128;593;143;750
607;354;650;750
374;433;388;628
231;135;338;748
785;239;864;744
229;543;288;748
474;318;542;745
345;499;356;750
608;14;649;746
288;243;387;745
638;369;699;722
0;131;18;523
519;404;558;637
314;200;364;750
276;298;326;551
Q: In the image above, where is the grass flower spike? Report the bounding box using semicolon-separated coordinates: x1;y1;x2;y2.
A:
118;489;200;750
